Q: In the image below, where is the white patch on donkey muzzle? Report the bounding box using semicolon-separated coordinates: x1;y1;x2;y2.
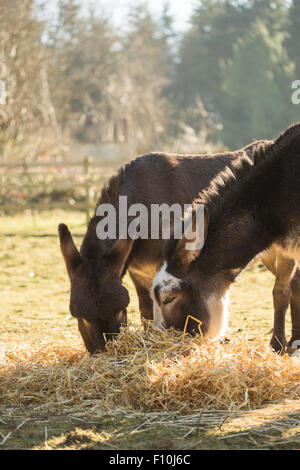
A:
151;262;181;329
205;290;230;338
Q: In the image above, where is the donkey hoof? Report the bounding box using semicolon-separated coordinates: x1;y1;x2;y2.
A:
270;336;287;354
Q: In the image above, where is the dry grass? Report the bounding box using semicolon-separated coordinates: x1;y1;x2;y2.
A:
0;211;299;449
1;324;300;413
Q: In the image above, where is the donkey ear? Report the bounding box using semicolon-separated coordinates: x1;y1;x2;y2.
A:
172;205;209;271
58;224;82;277
108;238;134;278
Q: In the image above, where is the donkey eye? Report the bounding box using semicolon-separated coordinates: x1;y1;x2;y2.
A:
163;296;176;305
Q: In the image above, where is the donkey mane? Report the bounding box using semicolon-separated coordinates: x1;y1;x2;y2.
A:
81;153;170;256
253;122;300;165
80;160;138;257
93;152;174;209
198;122;300;221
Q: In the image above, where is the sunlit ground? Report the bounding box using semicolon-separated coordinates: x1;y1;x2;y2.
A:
0;211;299;450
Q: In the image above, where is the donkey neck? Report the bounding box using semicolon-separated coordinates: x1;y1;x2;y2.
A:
198;158;290;278
80;170;123;260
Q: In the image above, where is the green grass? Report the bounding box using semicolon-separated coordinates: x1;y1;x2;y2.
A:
0;210;299;450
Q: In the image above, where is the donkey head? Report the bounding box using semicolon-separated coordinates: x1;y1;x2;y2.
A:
151;207;231;339
58;224;132;354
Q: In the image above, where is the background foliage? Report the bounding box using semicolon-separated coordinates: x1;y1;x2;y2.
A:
0;0;299;159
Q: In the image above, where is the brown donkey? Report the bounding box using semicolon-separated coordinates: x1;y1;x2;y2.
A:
59;134;300;354
152;123;300;354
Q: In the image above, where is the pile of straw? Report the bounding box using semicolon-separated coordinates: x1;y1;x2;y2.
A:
1;324;300;411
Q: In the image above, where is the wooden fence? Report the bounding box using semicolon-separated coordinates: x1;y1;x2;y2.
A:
0;158;115;224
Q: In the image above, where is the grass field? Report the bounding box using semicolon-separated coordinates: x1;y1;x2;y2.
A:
0;210;299;450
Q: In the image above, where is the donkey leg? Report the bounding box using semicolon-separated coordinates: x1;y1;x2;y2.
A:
287;269;300;354
128;270;154;321
270;255;296;353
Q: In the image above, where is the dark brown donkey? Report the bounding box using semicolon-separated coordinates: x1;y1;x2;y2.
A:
59;134;300;354
152;123;300;354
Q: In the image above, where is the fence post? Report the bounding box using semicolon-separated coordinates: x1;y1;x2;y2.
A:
23;159;36;226
83;157;90;226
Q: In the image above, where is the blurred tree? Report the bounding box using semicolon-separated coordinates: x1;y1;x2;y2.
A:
174;0;289;142
0;0;296;158
49;2;174;152
220;21;298;148
286;0;300;77
48;0;117;137
118;3;174;150
0;0;52;145
175;0;249;109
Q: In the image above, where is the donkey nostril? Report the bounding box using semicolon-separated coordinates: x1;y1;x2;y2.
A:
117;309;127;325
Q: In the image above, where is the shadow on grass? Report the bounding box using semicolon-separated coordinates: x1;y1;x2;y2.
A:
1;403;300;450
